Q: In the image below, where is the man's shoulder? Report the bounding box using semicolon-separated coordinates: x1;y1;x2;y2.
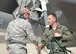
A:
44;27;50;34
58;23;69;30
10;18;29;24
17;18;31;27
58;23;67;28
8;19;15;25
8;18;23;25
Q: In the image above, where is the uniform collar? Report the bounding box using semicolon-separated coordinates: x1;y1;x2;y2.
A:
49;23;61;30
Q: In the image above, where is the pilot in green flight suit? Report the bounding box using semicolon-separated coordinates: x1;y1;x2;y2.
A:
42;13;73;54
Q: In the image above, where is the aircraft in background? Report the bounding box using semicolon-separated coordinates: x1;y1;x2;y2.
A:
0;0;76;53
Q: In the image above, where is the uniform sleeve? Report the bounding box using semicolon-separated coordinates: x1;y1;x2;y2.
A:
43;28;49;36
62;26;73;41
5;23;12;41
25;22;38;45
43;28;53;37
5;22;13;44
42;28;53;46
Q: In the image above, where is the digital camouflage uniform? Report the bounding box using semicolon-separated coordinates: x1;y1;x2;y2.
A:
42;23;73;54
5;18;38;54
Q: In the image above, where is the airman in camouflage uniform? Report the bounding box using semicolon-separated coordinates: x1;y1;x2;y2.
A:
5;7;39;54
42;13;73;54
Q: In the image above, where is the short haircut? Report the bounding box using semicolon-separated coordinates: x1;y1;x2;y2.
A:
48;12;57;21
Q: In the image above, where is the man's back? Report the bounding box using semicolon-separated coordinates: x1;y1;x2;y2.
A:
5;18;31;44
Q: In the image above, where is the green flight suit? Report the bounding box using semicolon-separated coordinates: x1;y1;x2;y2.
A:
42;23;73;54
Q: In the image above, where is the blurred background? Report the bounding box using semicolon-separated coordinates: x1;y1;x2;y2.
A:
0;0;76;54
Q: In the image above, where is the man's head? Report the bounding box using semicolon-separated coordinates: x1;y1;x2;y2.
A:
20;7;30;19
47;13;57;25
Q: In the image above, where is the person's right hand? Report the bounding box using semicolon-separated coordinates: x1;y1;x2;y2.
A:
37;43;44;49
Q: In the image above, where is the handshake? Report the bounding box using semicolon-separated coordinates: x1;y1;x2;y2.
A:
36;43;45;54
37;43;44;49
